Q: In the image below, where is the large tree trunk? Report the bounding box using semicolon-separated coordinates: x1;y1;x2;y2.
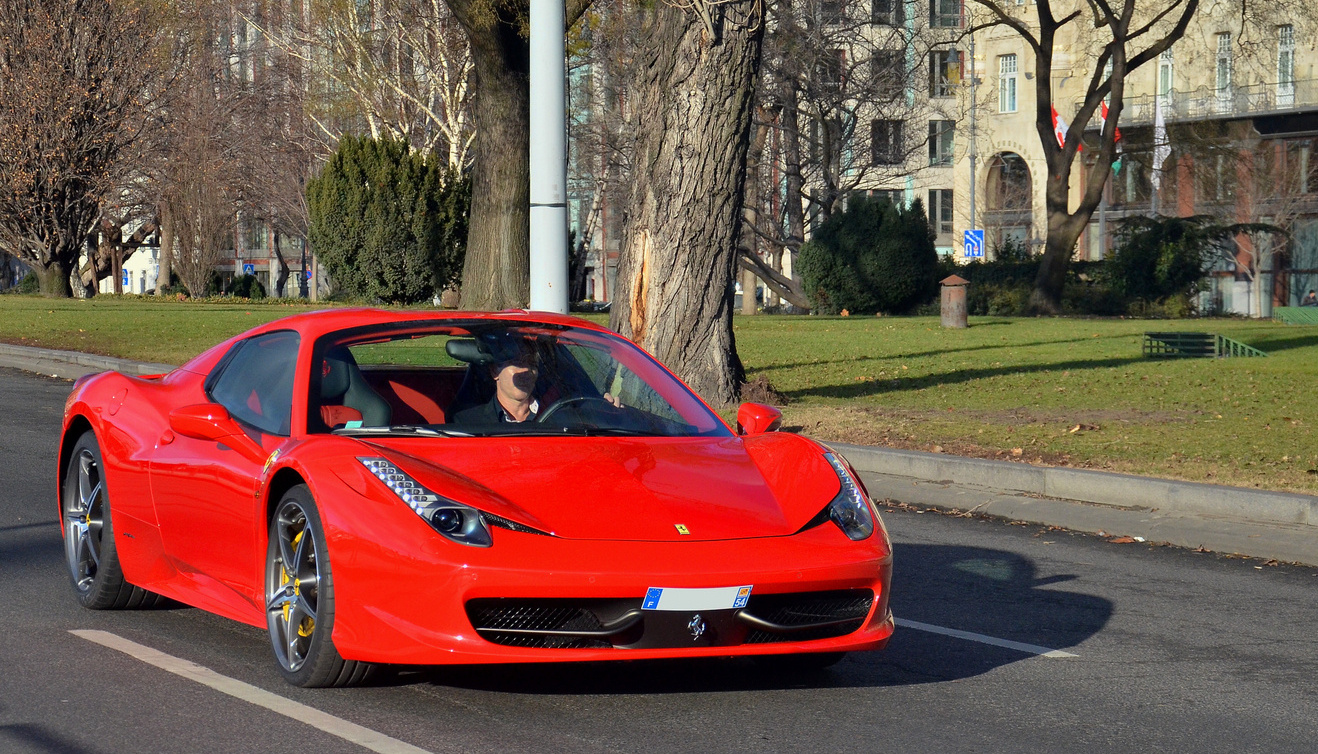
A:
608;0;763;408
445;5;530;310
35;259;72;298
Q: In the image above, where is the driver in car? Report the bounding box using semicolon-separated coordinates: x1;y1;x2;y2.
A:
453;336;622;425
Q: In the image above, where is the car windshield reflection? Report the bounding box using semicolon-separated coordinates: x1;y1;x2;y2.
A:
311;321;729;439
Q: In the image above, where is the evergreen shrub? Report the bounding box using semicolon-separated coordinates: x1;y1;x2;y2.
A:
797;196;939;315
308;136;470;304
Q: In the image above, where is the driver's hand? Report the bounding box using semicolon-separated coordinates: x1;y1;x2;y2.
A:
603;392;624;408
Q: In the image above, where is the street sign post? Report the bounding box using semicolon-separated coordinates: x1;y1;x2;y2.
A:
963;229;985;258
242;263;255;275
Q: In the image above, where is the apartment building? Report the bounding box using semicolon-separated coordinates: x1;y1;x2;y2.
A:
952;4;1318;314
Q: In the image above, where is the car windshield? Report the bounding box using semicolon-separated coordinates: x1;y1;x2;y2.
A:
309;320;731;438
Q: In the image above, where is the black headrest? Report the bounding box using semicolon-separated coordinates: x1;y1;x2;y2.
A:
321;346;355;399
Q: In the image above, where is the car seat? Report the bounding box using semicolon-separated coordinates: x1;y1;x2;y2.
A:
320;347;392;427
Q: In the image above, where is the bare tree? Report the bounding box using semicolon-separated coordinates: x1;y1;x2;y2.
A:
0;0;165;296
251;0;475;168
608;0;764;406
738;0;950;310
158;0;280;297
965;0;1204;311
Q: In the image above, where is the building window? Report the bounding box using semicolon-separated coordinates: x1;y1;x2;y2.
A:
872;120;904;165
930;50;956;97
872;50;904;100
1157;49;1173;100
929;0;960;28
998;54;1017;112
821;0;844;25
1278;25;1295;106
929;120;955;166
1215;33;1233;98
928;189;954;235
872;0;904;25
1288;139;1316;194
817;49;845;91
868;189;906;207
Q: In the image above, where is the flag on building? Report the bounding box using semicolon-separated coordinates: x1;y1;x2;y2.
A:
1101;100;1123;174
1152;93;1171;194
1051;106;1081;151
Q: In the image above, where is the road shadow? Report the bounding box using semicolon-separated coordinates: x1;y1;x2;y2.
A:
0;724;106;754
393;543;1110;694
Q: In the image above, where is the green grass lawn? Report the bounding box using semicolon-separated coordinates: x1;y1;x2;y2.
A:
3;294;1315;494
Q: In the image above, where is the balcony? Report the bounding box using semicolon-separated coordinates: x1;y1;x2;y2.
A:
1075;79;1318;129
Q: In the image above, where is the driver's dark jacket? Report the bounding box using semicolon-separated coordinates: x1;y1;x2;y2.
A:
452;395;538;425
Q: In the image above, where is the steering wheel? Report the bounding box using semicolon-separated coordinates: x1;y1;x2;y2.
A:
536;396;617;424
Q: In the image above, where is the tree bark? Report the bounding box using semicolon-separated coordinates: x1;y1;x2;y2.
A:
272;231;291;298
445;0;590;310
35;260;72;298
608;0;763;408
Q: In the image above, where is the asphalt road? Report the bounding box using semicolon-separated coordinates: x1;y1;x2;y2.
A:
2;366;1316;754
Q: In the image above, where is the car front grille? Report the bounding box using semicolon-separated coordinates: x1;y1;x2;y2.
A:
466;589;874;650
741;590;875;644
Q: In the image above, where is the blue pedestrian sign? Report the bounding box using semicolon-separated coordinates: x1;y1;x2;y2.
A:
963;229;985;258
121;270;129;287
242;263;255;275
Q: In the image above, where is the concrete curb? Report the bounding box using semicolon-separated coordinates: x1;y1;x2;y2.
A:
828;443;1318;530
0;343;175;379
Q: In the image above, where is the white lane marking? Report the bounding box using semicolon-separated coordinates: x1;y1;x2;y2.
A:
70;630;434;754
895;618;1078;658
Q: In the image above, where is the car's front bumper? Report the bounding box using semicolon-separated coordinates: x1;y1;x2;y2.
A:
328;523;893;665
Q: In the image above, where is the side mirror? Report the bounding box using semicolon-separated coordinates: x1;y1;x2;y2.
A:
736;402;783;436
169;403;241;442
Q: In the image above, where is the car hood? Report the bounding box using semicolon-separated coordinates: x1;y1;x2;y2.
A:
356;433;840;541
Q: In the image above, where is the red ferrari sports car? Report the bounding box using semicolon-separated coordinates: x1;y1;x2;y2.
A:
58;309;893;686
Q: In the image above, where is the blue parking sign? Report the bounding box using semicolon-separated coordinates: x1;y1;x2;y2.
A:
963;229;985;258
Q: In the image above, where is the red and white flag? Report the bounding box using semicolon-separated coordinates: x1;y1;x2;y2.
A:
1051;105;1081;151
1100;100;1122;143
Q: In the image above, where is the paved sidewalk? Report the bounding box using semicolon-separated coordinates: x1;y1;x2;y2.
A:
5;341;1315;565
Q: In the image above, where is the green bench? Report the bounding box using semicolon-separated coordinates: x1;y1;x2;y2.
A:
1143;332;1266;358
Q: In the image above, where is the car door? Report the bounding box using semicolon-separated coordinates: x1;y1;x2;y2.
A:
150;330;300;615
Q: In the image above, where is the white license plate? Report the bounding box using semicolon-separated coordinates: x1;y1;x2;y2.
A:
641;585;753;611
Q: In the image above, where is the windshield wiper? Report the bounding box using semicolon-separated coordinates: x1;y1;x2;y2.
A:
332;425;472;438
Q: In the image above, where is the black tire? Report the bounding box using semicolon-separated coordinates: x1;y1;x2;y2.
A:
753;651;847;672
62;431;165;609
265;484;374;688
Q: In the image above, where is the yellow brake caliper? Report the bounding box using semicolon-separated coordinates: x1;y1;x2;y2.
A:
282;530;316;638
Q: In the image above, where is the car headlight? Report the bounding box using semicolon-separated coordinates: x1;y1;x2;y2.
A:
823;452;875;541
358;457;492;547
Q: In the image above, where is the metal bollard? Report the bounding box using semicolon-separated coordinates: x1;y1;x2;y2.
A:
940;274;968;329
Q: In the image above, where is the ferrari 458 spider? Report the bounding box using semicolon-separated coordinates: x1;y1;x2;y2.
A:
58;309;893;686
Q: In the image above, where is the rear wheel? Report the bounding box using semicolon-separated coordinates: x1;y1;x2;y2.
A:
62;431;163;609
265;484;373;687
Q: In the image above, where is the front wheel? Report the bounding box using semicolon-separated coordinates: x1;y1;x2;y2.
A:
265;485;373;687
62;431;163;609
